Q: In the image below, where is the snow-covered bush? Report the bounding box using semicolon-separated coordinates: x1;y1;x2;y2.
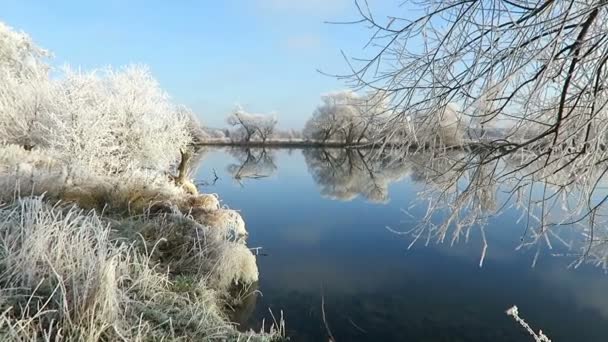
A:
48;66;191;172
0;22;192;173
0;22;53;150
183;106;208;144
0;21;49;78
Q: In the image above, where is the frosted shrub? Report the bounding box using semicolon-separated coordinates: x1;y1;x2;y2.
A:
183;105;208;144
0;22;54;149
49;66;191;173
0;22;48;78
0;22;193;173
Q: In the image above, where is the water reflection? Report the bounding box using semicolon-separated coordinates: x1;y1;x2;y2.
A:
303;148;411;203
211;146;608;272
226;148;277;184
223;147;413;203
195;147;608;341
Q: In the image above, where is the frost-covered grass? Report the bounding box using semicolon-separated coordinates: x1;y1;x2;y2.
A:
0;196;282;341
0;143;280;340
0;142;278;341
0;21;281;341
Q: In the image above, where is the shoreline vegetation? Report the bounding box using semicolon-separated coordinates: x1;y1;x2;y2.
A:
194;139;372;149
194;139;498;149
195;91;506;153
0;22;283;341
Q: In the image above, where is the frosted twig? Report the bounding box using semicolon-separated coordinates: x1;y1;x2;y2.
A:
506;306;551;342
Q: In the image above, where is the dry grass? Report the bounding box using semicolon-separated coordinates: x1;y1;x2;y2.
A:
0;197;281;341
0;145;281;341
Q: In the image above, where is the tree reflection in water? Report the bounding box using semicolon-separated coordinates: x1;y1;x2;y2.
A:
226;148;277;185
303;148;412;203
216;146;608;270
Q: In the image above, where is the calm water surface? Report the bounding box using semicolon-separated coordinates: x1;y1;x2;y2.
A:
195;147;608;342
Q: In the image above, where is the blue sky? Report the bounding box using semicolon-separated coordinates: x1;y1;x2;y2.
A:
2;0;398;129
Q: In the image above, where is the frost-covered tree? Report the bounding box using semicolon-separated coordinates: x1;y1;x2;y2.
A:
226;106;278;143
303;90;388;144
202;127;229;140
183;107;207;145
0;22;48;78
338;1;608;263
0;22;53;150
44;65;191;172
273;128;303;141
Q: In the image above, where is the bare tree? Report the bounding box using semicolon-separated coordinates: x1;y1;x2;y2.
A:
226;106;278;143
338;1;608;263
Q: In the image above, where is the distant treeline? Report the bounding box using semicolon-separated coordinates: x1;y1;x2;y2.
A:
193;90;488;148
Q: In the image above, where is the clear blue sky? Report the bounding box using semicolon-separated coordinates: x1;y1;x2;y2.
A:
2;0;399;129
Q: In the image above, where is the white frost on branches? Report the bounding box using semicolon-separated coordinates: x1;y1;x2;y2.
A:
0;22;192;174
303;90;389;144
506;306;551;342
226;106;278;143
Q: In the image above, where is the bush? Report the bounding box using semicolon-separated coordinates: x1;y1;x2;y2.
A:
0;22;192;174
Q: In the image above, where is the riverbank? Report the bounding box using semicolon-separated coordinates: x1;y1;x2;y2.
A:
194;138;502;152
0;144;284;341
195;139;367;148
0;20;285;340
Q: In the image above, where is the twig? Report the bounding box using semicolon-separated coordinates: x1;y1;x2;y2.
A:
321;290;336;342
506;306;551;342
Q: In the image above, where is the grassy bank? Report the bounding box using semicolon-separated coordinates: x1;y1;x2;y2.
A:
0;145;284;341
0;22;283;341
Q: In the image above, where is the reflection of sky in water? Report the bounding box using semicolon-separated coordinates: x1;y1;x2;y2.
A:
195;148;608;342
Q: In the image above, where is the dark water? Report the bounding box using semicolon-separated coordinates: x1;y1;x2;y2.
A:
195;147;608;342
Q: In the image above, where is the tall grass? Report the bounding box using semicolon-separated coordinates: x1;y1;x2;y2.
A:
0;197;280;341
